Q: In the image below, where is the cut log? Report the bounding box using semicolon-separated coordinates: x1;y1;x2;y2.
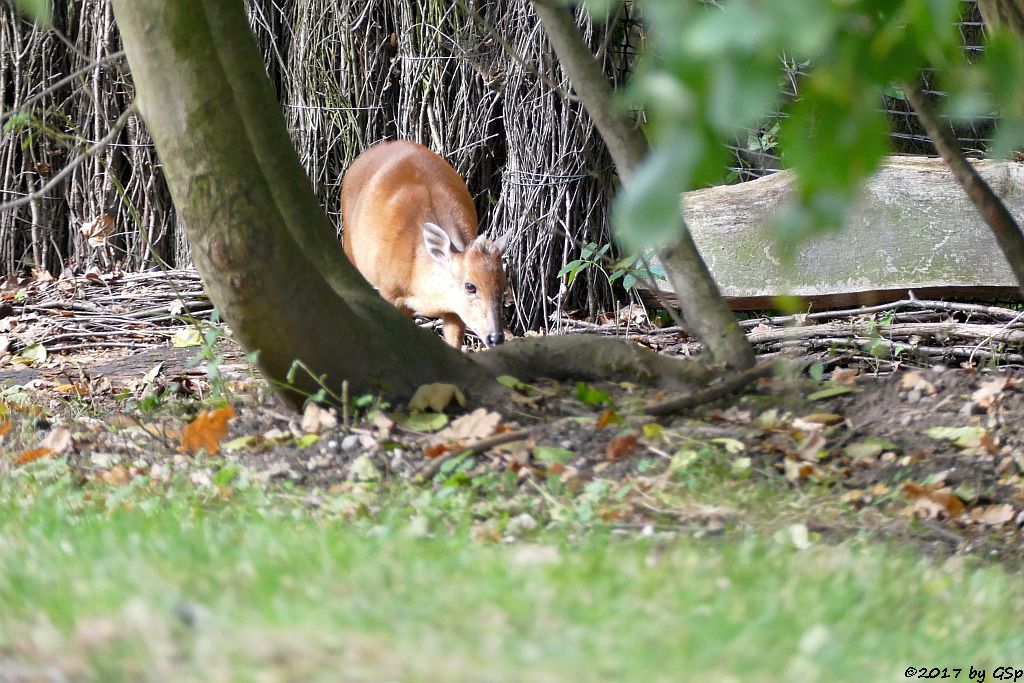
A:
645;156;1024;309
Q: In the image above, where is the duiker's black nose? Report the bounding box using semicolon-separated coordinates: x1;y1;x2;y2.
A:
487;332;505;346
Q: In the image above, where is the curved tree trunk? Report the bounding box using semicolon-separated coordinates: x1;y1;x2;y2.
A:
110;0;491;408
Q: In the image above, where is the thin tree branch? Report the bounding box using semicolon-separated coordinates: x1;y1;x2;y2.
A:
530;0;756;370
0;50;127;126
0;105;133;213
900;79;1024;297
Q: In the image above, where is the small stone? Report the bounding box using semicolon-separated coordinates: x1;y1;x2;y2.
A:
959;401;979;416
306;455;332;471
508;512;538;534
341;434;360;451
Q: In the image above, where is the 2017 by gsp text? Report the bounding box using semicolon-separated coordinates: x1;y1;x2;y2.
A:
905;667;1023;682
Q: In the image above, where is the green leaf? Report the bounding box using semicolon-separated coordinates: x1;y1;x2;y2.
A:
496;375;523;390
558;260;581;277
395;411;449;433
171;328;203;348
11;0;51;25
807;362;825;381
713;437;746;455
295;434;319;448
578;0;619;17
806;385;854;401
223;435;259;453
213;465;240;486
612;138;690;253
924;426;986;449
534;445;574;465
12;343;46;366
575;382;611;406
991;119;1024;160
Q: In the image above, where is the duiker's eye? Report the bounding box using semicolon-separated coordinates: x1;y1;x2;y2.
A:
464;282;477;295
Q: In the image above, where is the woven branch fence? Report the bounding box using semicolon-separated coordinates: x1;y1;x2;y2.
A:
0;0;997;333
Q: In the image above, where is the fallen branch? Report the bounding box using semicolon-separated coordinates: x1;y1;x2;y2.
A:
414;427;533;482
644;360;779;416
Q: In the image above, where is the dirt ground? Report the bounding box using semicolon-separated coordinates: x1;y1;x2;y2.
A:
1;269;1022;564
2;336;1023;566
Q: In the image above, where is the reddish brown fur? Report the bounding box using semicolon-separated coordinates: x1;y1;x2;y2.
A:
341;141;506;347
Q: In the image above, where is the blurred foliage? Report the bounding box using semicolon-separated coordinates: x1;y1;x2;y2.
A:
9;0;51;25
579;0;1024;252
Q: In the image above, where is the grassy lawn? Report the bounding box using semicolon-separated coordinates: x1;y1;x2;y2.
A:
1;459;1023;682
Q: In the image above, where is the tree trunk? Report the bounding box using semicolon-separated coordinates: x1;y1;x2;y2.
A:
531;0;756;370
110;0;491;408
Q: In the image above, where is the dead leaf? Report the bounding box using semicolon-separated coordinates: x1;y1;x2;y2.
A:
370;411;394;435
40;427;72;455
408;383;466;412
784;458;819;482
80;213;115;247
606;434;638;461
900;371;937;395
799;412;843;426
902;482;965;519
972;377;1010;410
795;430;827;462
100;465;131;486
15;447;52;466
423;443;447;458
970;504;1015;526
0;419;11;438
54;383;90;396
428;408;502;449
596;408;618;430
300;403;337;434
180;405;235;455
830;368;859;386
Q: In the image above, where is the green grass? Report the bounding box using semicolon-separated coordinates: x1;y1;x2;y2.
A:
1;461;1023;683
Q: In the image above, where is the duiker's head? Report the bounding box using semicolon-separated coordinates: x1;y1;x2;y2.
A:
423;222;507;346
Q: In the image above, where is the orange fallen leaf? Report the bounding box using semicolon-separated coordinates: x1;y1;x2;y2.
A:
100;465;131;486
596;409;617;430
830;368;859;386
423;443;448;458
0;420;11;438
606;434;638;461
15;447;53;466
180;405;235;455
902;482;965;519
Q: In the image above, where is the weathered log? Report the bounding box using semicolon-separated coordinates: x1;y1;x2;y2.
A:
646;156;1024;309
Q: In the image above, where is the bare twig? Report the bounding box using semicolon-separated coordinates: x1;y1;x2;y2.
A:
414;427;533;481
0;105;134;213
644;360;779;416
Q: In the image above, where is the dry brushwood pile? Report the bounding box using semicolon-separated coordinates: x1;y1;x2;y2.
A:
0;270;1023;562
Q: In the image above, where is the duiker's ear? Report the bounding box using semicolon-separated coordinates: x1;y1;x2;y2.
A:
491;231;510;255
423;222;462;264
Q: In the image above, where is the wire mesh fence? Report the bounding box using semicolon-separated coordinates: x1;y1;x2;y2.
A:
726;0;995;182
0;0;1002;333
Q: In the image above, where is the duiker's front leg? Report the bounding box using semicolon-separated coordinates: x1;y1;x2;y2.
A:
441;314;465;348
